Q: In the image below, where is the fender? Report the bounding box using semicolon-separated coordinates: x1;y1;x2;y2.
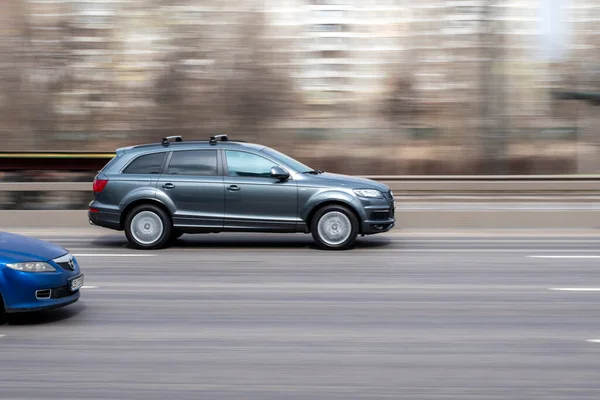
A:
300;189;366;222
119;187;177;215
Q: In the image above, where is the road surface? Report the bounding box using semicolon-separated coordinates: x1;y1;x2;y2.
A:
1;230;600;399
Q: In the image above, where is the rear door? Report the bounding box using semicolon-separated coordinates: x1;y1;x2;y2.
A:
157;149;224;230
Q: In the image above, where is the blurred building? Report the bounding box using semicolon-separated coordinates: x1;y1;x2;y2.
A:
2;0;600;174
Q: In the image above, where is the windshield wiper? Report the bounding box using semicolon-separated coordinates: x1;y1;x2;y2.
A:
303;169;324;175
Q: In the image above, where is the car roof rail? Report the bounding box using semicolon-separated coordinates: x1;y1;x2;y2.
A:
209;134;228;145
162;136;183;146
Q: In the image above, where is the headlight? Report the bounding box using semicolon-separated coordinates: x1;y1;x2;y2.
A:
6;262;56;272
353;189;383;198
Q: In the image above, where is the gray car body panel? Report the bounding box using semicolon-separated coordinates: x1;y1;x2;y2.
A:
89;140;395;235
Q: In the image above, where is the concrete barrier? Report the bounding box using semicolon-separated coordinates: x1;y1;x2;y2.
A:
1;207;598;230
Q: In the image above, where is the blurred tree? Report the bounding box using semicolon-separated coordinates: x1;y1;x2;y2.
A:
478;0;508;174
381;75;418;131
221;10;298;141
0;0;31;150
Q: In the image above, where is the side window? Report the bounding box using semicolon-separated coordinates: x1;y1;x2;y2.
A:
167;150;218;176
225;150;277;178
122;152;166;175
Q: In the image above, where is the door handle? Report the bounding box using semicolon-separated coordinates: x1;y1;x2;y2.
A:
162;183;175;189
227;185;240;192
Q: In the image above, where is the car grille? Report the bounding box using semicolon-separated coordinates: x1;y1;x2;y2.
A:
56;261;75;271
53;253;76;271
51;284;77;299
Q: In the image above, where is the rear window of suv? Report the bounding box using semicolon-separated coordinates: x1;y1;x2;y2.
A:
167;150;218;176
123;152;167;174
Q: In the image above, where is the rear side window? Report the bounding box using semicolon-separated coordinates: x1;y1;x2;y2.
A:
167;150;218;176
122;152;166;174
98;155;120;174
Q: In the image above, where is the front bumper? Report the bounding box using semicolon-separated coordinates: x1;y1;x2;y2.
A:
361;218;395;234
2;267;83;313
6;295;80;314
359;194;395;235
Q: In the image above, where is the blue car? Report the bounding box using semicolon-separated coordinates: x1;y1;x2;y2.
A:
0;232;83;322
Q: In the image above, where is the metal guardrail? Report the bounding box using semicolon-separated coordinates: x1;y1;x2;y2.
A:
2;178;600;194
0;152;115;171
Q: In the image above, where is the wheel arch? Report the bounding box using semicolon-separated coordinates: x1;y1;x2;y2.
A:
120;199;172;230
305;200;362;234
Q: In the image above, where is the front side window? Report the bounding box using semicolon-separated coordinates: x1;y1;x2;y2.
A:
225;150;277;178
167;150;218;176
123;152;166;174
261;147;312;173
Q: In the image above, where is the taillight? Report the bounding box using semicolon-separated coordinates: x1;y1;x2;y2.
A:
93;179;108;193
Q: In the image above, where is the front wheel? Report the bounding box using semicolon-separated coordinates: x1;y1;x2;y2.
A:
311;204;359;250
124;204;172;250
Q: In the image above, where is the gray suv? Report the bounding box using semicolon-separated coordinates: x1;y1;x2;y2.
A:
89;135;395;250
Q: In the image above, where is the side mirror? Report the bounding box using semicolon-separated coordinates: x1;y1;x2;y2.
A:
270;166;290;180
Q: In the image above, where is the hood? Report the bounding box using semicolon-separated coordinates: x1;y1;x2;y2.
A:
0;232;68;264
304;172;390;192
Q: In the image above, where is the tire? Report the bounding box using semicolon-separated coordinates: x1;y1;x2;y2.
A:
168;230;184;243
0;294;6;325
124;204;172;250
311;204;359;250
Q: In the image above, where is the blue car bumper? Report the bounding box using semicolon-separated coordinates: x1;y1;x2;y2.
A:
1;267;83;314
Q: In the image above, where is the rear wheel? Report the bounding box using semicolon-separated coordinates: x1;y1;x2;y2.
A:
311;204;358;250
124;204;172;250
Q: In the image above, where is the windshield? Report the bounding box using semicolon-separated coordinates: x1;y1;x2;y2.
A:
261;147;313;173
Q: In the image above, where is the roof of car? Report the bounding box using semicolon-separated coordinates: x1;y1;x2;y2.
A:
116;136;266;156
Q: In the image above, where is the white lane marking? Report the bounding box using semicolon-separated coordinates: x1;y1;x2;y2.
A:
72;254;155;257
0;335;5;338
529;255;600;259
66;248;128;252
549;288;600;292
587;339;600;343
38;239;116;242
81;286;98;289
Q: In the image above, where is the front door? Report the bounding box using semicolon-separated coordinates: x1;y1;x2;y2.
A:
157;149;224;230
223;149;298;231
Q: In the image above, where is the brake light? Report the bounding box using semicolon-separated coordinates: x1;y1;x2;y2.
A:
93;179;108;193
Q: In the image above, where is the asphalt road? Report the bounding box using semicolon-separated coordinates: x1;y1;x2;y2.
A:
2;230;600;399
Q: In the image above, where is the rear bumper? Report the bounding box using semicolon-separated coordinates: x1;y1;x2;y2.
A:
361;218;395;234
88;209;121;230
